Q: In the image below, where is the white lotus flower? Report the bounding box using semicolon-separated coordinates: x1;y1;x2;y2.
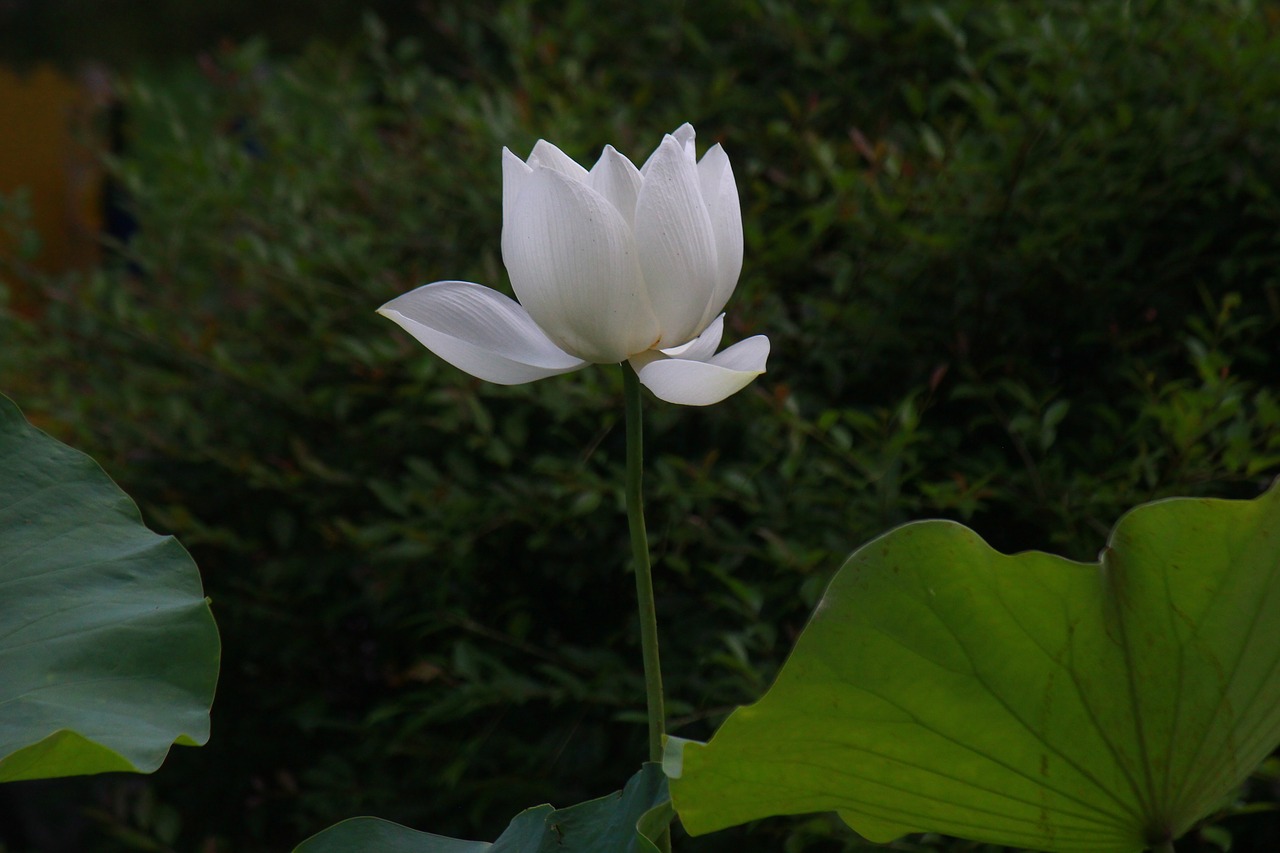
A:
378;123;769;406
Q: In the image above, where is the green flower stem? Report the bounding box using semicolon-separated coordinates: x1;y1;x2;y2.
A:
622;363;670;853
623;363;666;762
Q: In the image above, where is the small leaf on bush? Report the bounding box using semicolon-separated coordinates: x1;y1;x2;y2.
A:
666;485;1280;852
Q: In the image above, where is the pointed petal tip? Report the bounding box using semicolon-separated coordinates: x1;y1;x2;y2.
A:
502;146;531;167
529;139;590;182
673;123;698;160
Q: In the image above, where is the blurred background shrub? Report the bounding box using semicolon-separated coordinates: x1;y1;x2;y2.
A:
1;1;1278;851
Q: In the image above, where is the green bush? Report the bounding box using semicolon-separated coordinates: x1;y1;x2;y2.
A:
2;2;1278;851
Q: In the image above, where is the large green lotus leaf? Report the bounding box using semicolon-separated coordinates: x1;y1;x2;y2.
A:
0;393;219;781
294;762;672;853
666;487;1280;852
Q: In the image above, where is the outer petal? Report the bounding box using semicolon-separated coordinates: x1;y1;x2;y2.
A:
695;144;744;330
378;281;587;385
631;334;770;406
589;145;643;227
634;134;720;347
527;139;590;184
503;167;659;363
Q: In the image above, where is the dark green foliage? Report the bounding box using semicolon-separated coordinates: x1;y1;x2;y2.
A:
2;2;1278;851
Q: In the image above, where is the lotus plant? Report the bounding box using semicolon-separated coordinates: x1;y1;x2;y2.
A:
378;123;769;406
376;124;771;853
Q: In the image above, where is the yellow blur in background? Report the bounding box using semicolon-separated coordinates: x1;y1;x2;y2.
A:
0;63;106;295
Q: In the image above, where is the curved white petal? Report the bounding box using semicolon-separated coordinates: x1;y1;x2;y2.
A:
634;134;720;347
632;334;770;406
659;313;724;361
695;144;744;330
502;148;533;256
589;145;642;226
503;168;658;363
378;281;587;384
528;139;589;183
